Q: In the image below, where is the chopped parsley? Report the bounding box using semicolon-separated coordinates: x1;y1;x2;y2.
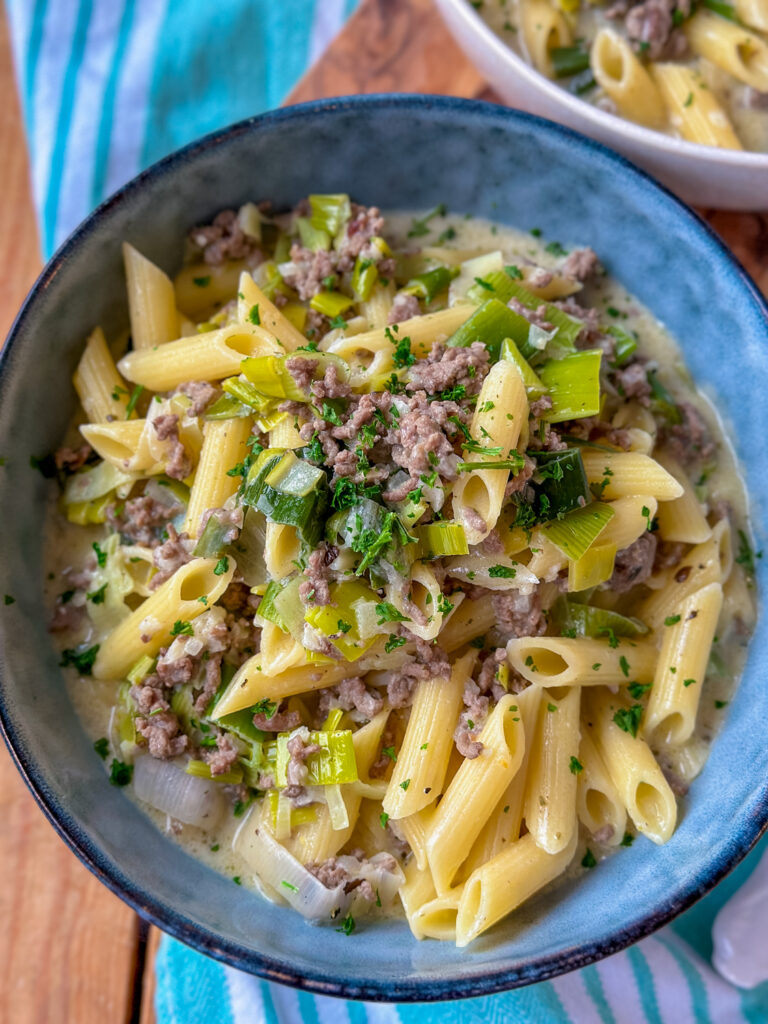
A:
664;615;681;626
619;655;630;678
627;681;652;699
715;699;729;709
620;833;634;847
60;644;100;676
473;276;494;291
331;478;358;511
252;698;278;719
547;703;558;713
407;204;447;239
247;304;261;325
383;373;406;395
505;264;523;279
469;635;486;649
384;634;407;654
375;602;410;625
214;556;229;575
4;594;15;605
581;848;597;869
599;627;619;649
193;275;211;287
641;504;652;531
438;226;456;243
93;737;109;760
400;778;411;791
87;583;108;605
382;746;397;762
545;241;567;257
281;880;299;893
386;327;415;369
92;541;108;568
613;704;643;738
683;678;697;687
683;91;694;108
336;913;356;936
170;619;194;637
488;564;516;579
736;529;759;576
320;401;343;426
125;385;144;419
337;619;353;634
437;594;454;615
380;812;390;828
569;756;584;775
109;759;133;786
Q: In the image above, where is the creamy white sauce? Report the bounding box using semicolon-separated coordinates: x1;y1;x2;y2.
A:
46;211;757;905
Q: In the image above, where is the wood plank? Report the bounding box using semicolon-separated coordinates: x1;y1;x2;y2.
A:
0;746;141;1024
287;0;486;104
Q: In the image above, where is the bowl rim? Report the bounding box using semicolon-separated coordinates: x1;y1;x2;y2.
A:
2;92;768;1002
437;0;768;168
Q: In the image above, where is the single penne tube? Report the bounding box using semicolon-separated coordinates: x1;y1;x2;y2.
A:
684;11;768;91
263;522;302;580
654;454;712;545
651;61;743;150
80;420;164;475
400;859;438;939
269;417;304;449
425;694;524;893
599;495;658;553
174;259;247;315
92;557;234;679
507;636;658;688
237;272;308;352
123;243;179;350
643;582;723;746
591;28;667;128
519;0;572;76
117;323;280;391
324;305;472;372
183;417;252;536
639;520;729;627
383;651;471;819
524;686;580;854
461;685;542;879
258;623;310;675
735;0;768;31
395;807;435;872
456;831;577;947
211;658;351;718
580;451;683;502
452;360;528;545
409;888;464;942
585;688;677;844
73;327;134;422
576;730;627;847
440;592;496;652
285;711;389;864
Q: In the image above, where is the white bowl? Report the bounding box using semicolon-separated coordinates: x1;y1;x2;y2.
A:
435;0;768;209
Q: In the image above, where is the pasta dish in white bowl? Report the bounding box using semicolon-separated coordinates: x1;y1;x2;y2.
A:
435;0;768;208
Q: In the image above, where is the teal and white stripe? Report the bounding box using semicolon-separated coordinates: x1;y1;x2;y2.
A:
5;0;359;256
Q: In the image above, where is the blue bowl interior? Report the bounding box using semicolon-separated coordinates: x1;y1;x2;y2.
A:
1;96;767;1001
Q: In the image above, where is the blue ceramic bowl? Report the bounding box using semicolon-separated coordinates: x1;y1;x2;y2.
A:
1;96;767;1001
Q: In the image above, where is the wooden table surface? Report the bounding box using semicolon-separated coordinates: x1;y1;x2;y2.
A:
0;0;766;1021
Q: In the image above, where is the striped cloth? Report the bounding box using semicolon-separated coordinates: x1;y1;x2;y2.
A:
6;2;768;1020
5;0;358;257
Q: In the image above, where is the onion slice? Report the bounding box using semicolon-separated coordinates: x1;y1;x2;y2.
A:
133;756;225;829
